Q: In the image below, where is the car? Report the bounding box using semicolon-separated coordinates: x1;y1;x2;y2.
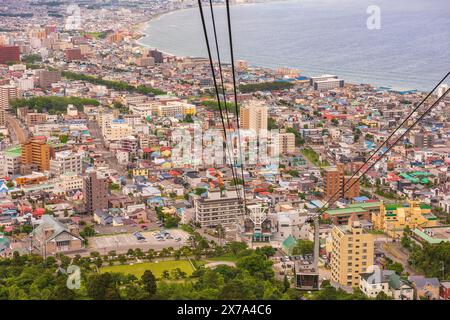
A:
175;238;181;242
158;238;165;241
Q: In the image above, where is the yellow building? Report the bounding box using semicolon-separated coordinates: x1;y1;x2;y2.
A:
330;218;374;287
372;201;437;239
132;168;149;177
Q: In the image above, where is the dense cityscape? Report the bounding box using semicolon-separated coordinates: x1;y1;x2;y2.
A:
0;0;448;302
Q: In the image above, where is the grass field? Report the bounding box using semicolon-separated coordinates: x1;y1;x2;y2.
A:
100;260;195;278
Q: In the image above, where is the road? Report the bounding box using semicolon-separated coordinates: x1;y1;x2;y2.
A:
381;242;417;275
5;113;27;143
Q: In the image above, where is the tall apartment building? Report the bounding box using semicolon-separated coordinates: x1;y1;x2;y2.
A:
65;48;83;61
330;218;374;287
194;188;244;228
0;85;20;126
50;150;84;176
323;165;360;202
279;131;295;154
83;171;109;214
36;70;61;88
21;136;51;172
240;101;268;132
0;46;20;64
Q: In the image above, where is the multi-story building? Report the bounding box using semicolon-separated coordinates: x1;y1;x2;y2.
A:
157;101;196;117
21;136;51;172
50;150;84;176
55;172;84;192
36;70;61;88
330;218;374;287
323;165;360;202
194;188;244;228
359;269;414;300
103;119;133;141
83;171;109;214
26;112;47;126
372;201;438;239
240;100;268;132
279;131;295;154
0;46;20;64
65;48;83;61
0;85;20;126
310;74;344;90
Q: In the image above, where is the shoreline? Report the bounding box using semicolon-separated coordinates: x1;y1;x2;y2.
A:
132;3;426;92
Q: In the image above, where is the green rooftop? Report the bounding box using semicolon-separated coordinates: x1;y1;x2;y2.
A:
325;207;367;216
412;228;449;244
5;146;21;157
347;201;382;209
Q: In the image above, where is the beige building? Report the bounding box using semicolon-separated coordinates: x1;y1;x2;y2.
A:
194;188;244;228
372;201;438;239
240;100;268;132
103;120;133;141
279;131;295;154
0;85;20;126
330;218;374;287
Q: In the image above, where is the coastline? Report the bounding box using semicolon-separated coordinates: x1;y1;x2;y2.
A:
132;2;429;92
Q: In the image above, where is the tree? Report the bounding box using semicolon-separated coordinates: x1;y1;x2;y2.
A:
292;239;314;256
141;270;157;298
85;273;121;300
236;253;274;280
376;291;392;300
283;275;290;292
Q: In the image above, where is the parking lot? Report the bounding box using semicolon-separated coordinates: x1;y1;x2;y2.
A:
88;229;190;254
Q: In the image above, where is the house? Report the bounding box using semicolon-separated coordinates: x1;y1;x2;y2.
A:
127;208;148;223
389;273;415;300
30;215;83;255
408;275;440;300
359;269;414;300
93;209;113;225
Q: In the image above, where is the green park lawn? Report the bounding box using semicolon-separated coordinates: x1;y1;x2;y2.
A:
100;260;195;278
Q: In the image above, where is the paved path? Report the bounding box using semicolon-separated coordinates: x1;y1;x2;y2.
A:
6;113;27;143
204;261;236;268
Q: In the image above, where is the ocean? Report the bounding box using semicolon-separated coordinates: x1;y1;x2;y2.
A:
139;0;450;91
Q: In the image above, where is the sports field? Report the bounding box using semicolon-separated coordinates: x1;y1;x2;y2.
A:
100;260;195;278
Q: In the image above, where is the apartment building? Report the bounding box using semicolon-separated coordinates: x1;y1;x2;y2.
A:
0;85;20;126
36;70;61;88
55;172;84;192
194;188;244;228
26;113;47;126
240;100;268;132
323;165;360;202
279;131;295;154
21;136;51;172
83;171;109;214
50;150;84;176
157;101;196;117
103;119;133;141
330;218;374;287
